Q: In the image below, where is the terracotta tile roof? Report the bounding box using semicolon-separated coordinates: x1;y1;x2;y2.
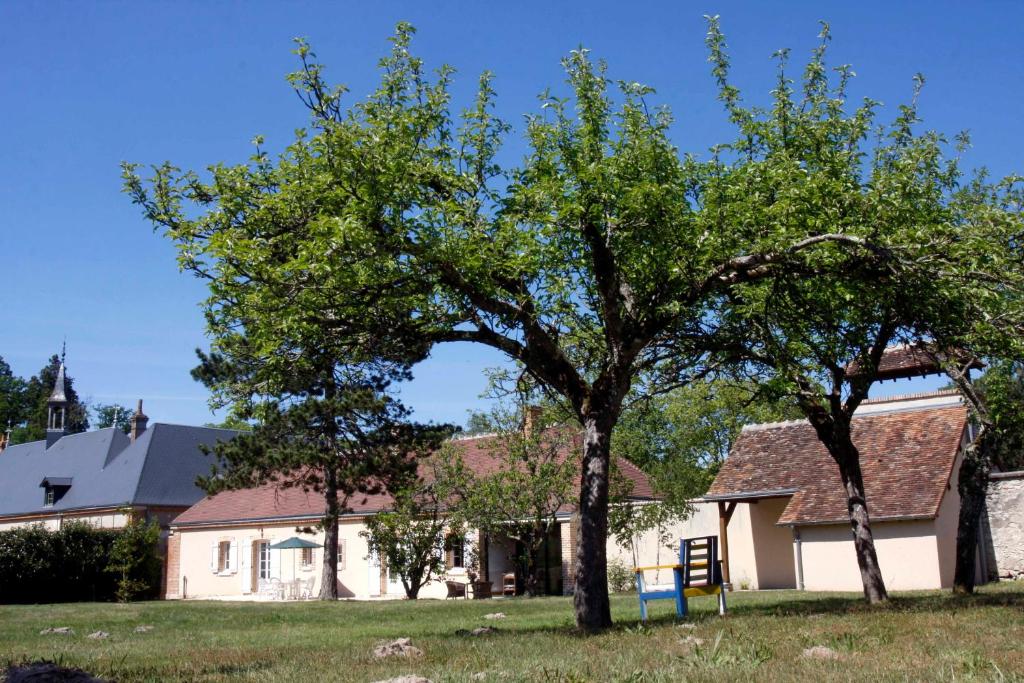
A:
705;396;968;526
847;345;983;381
173;430;654;527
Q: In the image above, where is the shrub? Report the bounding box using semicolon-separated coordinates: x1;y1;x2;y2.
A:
607;559;636;593
107;516;162;602
0;518;159;603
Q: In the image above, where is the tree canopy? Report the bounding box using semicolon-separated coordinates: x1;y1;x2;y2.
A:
125;19;1022;627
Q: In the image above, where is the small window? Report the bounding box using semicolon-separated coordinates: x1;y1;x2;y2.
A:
218;540;232;572
44;487;55;507
337;541;346;570
301;547;314;567
446;535;465;569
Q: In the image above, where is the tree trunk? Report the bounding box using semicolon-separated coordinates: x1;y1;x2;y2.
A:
953;440;991;594
573;413;614;630
318;469;340;600
833;447;888;603
405;570;422;599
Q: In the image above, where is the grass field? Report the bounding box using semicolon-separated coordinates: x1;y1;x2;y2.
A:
1;584;1022;682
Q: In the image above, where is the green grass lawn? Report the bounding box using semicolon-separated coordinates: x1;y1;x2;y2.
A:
1;584;1022;682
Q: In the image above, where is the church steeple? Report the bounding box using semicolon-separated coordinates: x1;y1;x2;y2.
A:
45;346;68;449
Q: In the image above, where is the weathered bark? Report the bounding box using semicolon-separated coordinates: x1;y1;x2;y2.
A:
953;439;992;593
573;414;614;630
833;446;888;603
318;469;340;600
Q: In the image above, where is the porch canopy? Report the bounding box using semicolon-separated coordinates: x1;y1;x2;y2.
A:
701;489;797;586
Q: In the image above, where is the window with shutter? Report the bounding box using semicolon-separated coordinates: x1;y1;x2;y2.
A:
217;540;231;572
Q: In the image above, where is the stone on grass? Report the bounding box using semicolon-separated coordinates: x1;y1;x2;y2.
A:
483;612;506;620
4;661;108;682
457;626;498;637
134;625;154;633
372;638;423;659
38;627;74;636
679;635;705;647
802;645;840;660
675;622;696;630
86;631;109;640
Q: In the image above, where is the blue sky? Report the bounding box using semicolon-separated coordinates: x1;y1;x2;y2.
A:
1;1;1021;427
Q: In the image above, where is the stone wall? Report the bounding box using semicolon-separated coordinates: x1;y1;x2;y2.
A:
986;471;1024;580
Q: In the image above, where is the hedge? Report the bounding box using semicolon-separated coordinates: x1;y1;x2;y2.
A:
0;519;161;604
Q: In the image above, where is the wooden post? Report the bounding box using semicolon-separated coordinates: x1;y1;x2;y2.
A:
717;501;736;589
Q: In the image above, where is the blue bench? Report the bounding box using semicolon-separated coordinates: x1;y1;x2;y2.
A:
634;535;727;622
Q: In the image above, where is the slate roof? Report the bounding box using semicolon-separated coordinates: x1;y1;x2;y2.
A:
173;430;656;527
0;424;239;518
705;392;968;526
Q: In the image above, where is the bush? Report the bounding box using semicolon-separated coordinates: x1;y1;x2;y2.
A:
0;518;160;604
607;559;636;593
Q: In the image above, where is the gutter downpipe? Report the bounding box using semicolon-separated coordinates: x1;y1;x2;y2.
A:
792;526;805;590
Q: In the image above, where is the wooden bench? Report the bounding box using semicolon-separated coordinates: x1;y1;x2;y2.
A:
634;535;727;622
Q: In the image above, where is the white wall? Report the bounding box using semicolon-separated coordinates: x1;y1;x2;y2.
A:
174;518;472;600
798;519;943;591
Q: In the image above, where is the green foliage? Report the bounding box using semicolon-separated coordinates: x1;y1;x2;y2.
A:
7;354;89;444
614;380;800;496
0;356;27;437
606;558;635;593
106;514;162;603
93;403;132;433
124;19;1024;625
203;413;252;431
0;522;158;604
437;404;578;595
360;476;453;600
975;360;1024;472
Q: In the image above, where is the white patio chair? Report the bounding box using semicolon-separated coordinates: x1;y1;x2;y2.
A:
300;577;315;600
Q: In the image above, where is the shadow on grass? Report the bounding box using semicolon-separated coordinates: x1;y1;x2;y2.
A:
622;587;1024;632
442;587;1024;637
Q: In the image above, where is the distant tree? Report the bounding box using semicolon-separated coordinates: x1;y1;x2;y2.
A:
613;379;800;495
13;354;88;443
463;411;495;436
360;471;454;599
93;403;132;433
105;513;162;603
0;356;27;438
439;405;578;596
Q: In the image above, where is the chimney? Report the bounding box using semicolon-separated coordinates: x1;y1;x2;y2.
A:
524;405;543;438
130;399;149;443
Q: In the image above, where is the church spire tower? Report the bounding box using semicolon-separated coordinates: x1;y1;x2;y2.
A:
45;345;68;448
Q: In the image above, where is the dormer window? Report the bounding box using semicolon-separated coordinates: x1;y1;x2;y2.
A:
39;477;72;507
